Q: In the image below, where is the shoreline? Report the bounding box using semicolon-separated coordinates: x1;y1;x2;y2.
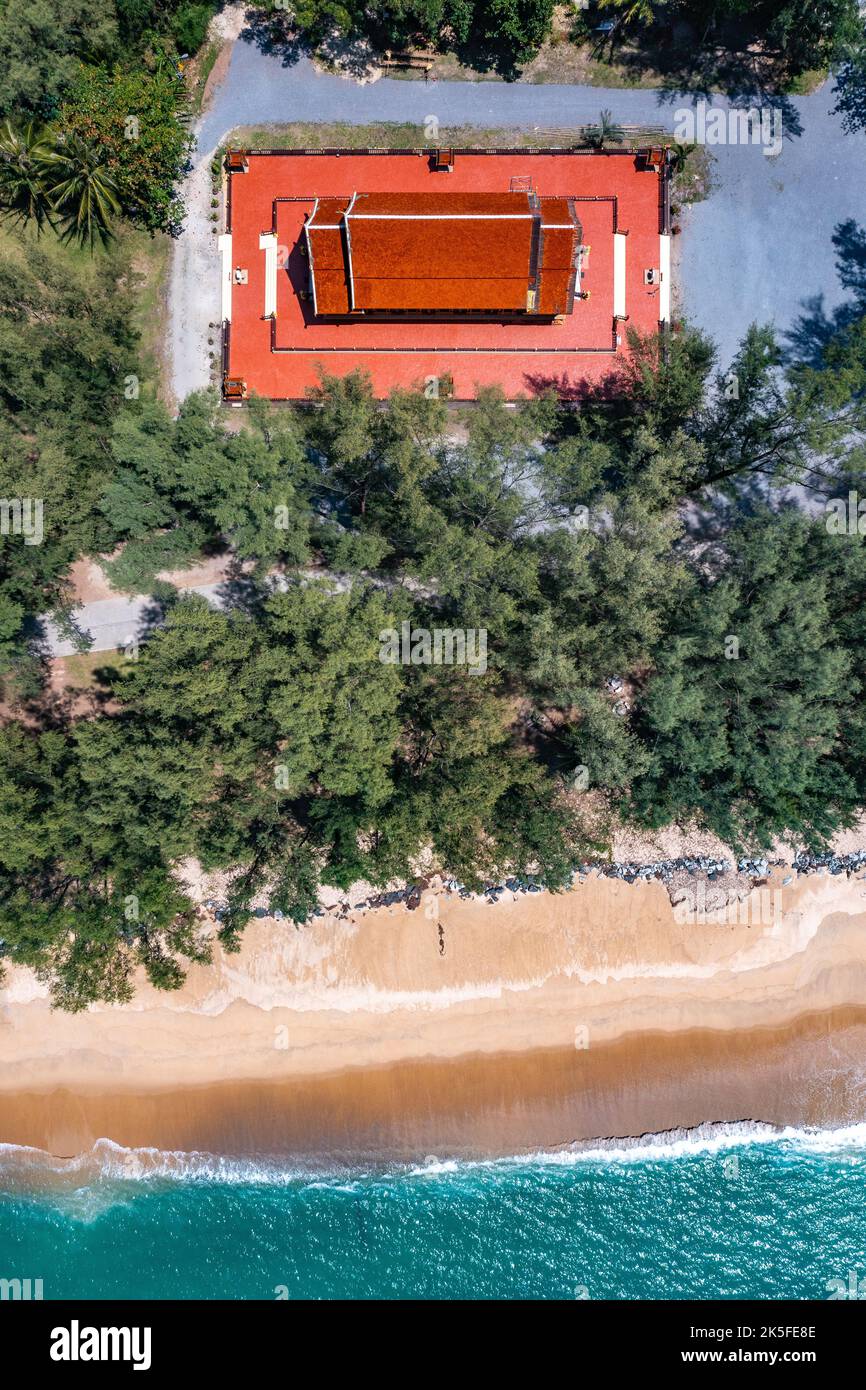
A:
1;1007;865;1165
2;867;866;1160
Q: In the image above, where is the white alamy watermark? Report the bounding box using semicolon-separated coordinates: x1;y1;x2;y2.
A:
379;622;487;675
673;100;783;157
50;1322;151;1371
673;882;783;928
825;490;866;536
827;1270;866;1300
0;1276;43;1300
0;497;43;545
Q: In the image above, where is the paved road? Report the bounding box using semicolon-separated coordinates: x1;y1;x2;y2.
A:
188;31;866;375
46;570;354;658
114;24;866;658
681;104;866;368
45;585;225;658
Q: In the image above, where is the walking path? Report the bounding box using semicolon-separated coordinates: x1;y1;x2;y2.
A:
169;10;866;401
44;585;225;658
57;14;866;657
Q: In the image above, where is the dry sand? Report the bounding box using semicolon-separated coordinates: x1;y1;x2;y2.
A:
2;869;866;1158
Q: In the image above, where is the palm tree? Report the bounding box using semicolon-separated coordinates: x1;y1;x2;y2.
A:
667;138;696;174
46;134;121;249
582;109;626;149
0;119;58;233
598;0;655;27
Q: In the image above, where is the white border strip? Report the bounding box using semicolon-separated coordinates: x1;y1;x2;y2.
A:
217;233;233;323
259;233;278;319
344;192;358;310
659;234;671;323
349;213;534;221
613;232;627;319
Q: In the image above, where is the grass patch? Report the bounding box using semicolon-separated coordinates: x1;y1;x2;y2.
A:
0;219;171;401
672;144;714;209
783;67;826;95
191;38;222;113
60;650;134;691
122;226;172;402
0;218;102;279
229;119;672;151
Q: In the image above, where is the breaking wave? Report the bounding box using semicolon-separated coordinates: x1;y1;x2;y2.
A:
2;1118;865;1194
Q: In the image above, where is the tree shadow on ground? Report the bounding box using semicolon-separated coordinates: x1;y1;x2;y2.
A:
136;590;179;642
239;10;310;69
586;11;812;114
240;7;544;81
523;364;632;403
316;31;382;81
214;555;269;618
784;219;866;364
447;35;534;82
833;51;866;135
651;84;803;141
3;635;125;729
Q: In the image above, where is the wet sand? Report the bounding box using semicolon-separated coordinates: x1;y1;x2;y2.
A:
2;1008;865;1162
2;870;866;1158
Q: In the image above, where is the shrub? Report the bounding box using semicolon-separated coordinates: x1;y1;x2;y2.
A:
171;2;216;54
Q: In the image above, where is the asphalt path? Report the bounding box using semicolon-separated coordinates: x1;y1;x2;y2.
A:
61;18;866;656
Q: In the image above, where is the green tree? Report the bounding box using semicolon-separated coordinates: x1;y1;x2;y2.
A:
171;1;215;52
0;231;140;683
263;582;404;803
46;132;121;247
462;0;556;70
0;119;58;232
763;0;861;77
563;688;652;794
100;391;312;591
618;324;716;440
581;108;626;149
693;317;866;495
0;723;210;1009
523;493;686;700
57;64;192;234
627;510;860;850
0;0;118;118
597;0;656;28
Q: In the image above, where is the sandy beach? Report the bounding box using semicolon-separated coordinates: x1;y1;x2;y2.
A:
2;868;866;1159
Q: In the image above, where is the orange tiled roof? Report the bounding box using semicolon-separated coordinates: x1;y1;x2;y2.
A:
304;192;579;316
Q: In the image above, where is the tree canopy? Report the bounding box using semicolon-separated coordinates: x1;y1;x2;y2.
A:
2;275;866;1007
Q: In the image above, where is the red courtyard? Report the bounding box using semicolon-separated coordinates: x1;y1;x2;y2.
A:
220;147;671;402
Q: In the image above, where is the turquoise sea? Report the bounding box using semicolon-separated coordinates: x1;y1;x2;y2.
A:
1;1124;864;1300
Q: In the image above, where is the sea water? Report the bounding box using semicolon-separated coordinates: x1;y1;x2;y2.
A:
1;1124;864;1300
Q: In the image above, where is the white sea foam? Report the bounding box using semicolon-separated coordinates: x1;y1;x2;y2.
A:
0;1138;320;1188
2;1120;865;1192
399;1120;866;1174
476;1120;866;1168
408;1157;460;1176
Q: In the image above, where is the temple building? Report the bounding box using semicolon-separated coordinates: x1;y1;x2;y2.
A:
220;146;671;402
303;192;582;319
